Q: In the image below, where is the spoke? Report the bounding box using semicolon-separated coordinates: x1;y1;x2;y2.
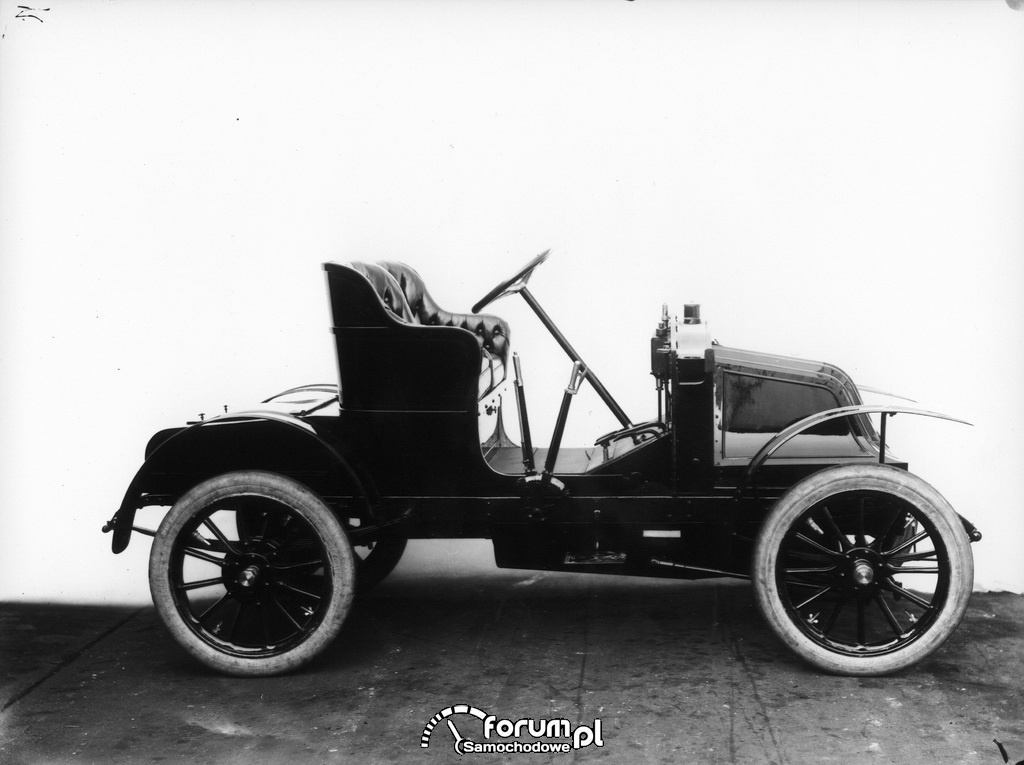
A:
203;598;241;641
796;586;833;610
888;566;940;575
874;593;904;637
238;512;270;544
820;508;851;552
199;593;231;621
883;530;929;557
177;576;226;592
822;597;845;634
882;581;934;610
855;498;867;547
228;602;246;643
249;510;292;545
259;602;273;648
785;548;834;561
794;533;843;559
785;565;837;575
888;549;938;564
202;517;240;555
856;600;866;645
274;515;296;544
269;558;325;572
872;507;906;551
181;546;227;567
270;595;304;632
273;580;323;601
784;579;832;589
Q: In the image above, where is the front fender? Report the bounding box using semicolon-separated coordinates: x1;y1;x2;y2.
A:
106;411;367;553
738;405;971;496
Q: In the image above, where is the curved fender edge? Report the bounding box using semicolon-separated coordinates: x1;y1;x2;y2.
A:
103;411;366;554
959;514;983;543
737;405;972;497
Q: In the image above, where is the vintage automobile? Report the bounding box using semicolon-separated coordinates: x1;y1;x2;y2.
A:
103;251;981;677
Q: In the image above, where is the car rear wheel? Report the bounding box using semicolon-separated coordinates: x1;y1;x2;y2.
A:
752;463;973;676
149;471;356;676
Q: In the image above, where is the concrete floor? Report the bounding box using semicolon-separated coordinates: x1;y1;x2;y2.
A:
1;541;1021;765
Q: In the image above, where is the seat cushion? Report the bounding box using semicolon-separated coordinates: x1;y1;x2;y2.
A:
345;262;415;322
347;261;511;399
378;262;510;398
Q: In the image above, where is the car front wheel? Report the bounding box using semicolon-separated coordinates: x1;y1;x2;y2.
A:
752;463;973;676
149;471;356;676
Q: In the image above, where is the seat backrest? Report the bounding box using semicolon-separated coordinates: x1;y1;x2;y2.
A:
344;262;415;323
327;260;512;402
376;262;510;372
376;262;442;325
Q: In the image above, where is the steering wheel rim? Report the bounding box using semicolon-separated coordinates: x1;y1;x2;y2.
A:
472;249;551;313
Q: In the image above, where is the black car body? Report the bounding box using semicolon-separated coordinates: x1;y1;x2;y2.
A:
105;252;980;677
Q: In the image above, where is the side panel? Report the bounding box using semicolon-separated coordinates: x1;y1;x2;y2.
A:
334;326;480;413
487;493;755;579
710;346;882;489
325;260;489;413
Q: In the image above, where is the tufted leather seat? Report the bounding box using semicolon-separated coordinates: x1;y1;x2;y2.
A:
346;261;511;399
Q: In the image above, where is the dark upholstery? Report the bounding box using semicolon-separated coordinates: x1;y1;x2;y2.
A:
346;261;511;398
345;262;416;323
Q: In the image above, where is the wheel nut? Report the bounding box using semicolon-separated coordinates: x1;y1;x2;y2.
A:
853;560;874;586
238;565;260;588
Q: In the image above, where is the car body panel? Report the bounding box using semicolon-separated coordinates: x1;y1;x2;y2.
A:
106;259;977;582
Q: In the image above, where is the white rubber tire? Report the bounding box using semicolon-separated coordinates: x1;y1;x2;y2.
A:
149;471;356;677
752;463;973;676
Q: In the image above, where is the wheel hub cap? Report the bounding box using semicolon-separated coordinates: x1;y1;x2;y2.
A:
237;565;261;588
852;559;874;586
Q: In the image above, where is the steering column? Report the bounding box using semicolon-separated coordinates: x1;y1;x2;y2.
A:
474;250;632;430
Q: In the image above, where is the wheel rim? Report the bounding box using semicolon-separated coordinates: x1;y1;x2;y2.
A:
169;495;333;659
775;490;951;658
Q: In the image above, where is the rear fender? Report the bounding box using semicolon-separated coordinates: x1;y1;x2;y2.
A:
738;405;971;496
106;411;369;553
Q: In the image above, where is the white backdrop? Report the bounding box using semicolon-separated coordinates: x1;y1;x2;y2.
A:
1;0;1022;602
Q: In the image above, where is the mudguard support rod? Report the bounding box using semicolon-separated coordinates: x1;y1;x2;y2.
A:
519;286;632;428
879;411;889;464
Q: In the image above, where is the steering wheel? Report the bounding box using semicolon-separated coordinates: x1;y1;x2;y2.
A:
472;249;551;313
